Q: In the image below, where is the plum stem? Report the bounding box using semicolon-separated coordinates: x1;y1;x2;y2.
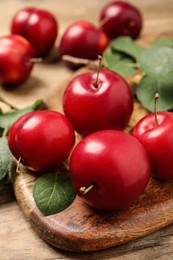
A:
80;184;94;194
154;93;159;126
99;16;111;27
94;55;102;88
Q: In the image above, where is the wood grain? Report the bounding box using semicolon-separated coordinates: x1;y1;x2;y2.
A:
11;162;173;252
1;0;173;259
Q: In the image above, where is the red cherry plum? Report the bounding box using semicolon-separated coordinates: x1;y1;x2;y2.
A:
99;1;142;40
0;34;35;85
70;130;151;210
8;110;75;172
63;69;133;136
59;20;108;60
132;112;173;180
11;7;58;56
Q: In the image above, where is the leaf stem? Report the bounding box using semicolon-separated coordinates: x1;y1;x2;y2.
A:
16;157;22;175
29;57;43;63
2;127;8;137
154;93;159;126
0;96;18;110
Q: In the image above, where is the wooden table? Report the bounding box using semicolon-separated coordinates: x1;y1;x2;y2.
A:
1;0;173;259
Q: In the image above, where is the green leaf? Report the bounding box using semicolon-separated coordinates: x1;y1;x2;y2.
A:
136;74;173;112
151;37;173;48
0;137;13;187
33;171;76;216
103;52;122;67
108;57;136;77
0;173;9;188
103;51;136;77
110;36;144;60
0;99;45;131
137;47;173;77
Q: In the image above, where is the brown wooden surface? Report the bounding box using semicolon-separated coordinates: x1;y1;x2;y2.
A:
1;0;173;259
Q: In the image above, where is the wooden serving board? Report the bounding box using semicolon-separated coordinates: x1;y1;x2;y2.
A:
10;31;173;252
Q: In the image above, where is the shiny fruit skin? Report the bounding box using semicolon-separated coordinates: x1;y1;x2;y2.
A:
99;0;142;40
63;69;133;136
70;130;151;211
59;20;108;60
132;112;173;180
8;110;75;172
11;7;58;56
0;34;35;85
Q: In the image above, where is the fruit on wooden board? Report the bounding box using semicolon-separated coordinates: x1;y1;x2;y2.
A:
8;110;75;172
70;130;151;210
63;68;133;136
132;111;173;180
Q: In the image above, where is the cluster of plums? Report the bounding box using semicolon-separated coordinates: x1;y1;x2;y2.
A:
0;7;58;85
6;1;171;212
6;1;173;212
0;1;142;85
8;60;173;211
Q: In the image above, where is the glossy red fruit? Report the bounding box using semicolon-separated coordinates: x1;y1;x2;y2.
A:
99;0;142;40
63;68;133;136
0;34;35;85
59;20;108;60
132;112;173;180
11;7;58;56
70;130;151;211
8;110;75;172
